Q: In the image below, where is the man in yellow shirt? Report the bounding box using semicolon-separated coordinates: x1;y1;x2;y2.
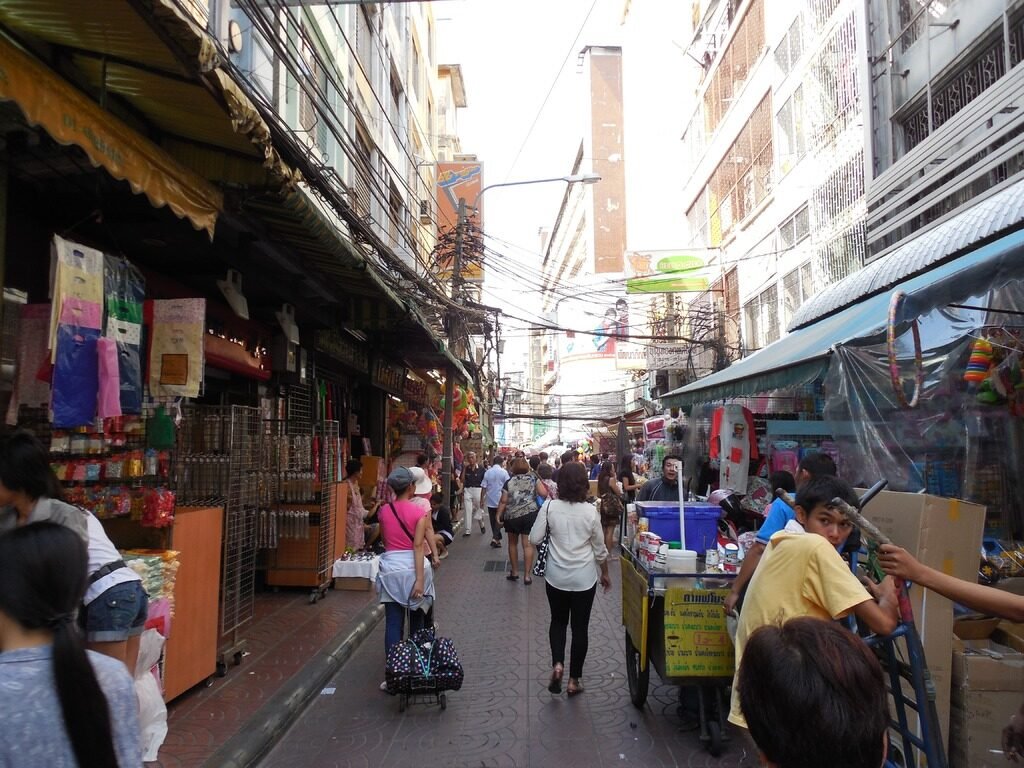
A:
728;476;900;729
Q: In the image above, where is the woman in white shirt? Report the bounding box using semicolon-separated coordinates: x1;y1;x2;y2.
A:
530;461;611;697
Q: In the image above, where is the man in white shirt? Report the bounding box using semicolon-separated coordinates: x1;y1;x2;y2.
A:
481;456;510;548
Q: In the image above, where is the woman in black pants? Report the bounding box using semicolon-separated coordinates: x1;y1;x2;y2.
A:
529;461;611;696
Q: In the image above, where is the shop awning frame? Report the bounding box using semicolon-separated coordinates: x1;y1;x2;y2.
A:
663;195;1024;409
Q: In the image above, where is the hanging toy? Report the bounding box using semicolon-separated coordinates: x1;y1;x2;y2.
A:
964;337;994;383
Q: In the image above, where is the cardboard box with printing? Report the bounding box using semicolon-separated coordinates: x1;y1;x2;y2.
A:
950;625;1024;768
861;491;986;760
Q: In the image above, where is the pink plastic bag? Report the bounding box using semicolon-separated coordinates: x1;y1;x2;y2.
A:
97;337;122;419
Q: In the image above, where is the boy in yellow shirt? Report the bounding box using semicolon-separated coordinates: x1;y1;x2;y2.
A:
728;476;900;729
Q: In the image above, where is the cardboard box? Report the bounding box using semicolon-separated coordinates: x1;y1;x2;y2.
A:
951;630;1024;768
333;576;372;591
861;490;986;757
994;621;1024;654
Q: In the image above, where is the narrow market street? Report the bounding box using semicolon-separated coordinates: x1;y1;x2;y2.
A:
259;528;752;768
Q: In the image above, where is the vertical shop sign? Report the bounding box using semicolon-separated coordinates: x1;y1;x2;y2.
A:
372;358;406;397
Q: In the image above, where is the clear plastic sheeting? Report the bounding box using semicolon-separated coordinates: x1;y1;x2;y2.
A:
824;291;1024;537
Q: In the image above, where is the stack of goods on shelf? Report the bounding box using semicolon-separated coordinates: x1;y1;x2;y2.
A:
123;549;180;637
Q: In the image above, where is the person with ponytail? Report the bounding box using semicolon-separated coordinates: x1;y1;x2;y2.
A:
0;522;141;766
0;430;148;673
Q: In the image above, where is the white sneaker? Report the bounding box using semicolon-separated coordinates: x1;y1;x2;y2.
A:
379;680;389;692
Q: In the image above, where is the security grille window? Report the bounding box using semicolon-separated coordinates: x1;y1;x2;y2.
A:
812;151;864;232
808;13;859;147
388;182;402;248
352;129;373;218
705;93;774;244
686;190;709;248
776;85;806;174
298;38;320;134
898;0;928;52
389;70;402;132
410;38;421;99
816;219;865;287
782;261;814;326
779;204;810;250
355;7;373;75
899;32;1008;153
808;0;842;29
724;267;741;351
775;14;804;77
704;0;765;136
743;283;779;351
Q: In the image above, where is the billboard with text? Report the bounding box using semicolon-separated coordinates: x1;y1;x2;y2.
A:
436;161;484;283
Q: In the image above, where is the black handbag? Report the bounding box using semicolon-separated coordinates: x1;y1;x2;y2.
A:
532;501;551;577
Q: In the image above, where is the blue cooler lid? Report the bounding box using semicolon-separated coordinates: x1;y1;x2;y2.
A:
635;501;721;518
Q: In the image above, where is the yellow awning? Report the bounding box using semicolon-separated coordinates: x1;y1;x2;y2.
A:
0;34;223;237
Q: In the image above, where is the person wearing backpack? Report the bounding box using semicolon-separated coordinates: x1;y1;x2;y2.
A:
495;457;549;583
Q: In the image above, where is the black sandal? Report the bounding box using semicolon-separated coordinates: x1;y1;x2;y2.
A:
523;577;533;585
506;573;519;581
548;663;563;694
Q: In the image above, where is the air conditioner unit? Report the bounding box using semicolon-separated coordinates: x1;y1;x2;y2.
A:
419;200;431;224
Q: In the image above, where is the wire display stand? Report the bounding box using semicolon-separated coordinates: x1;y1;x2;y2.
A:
173;404;231;507
218;404;260;673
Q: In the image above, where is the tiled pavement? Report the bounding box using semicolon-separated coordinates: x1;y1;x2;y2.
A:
258;527;756;768
153;582;378;767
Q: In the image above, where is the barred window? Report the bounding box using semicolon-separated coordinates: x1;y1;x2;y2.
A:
779;205;810;250
743;283;780;351
704;0;764;136
899;31;1008;154
782;261;814;326
816;219;865;287
812;151;864;231
705;93;774;244
806;13;859;146
808;0;842;30
355;7;373;75
775;14;805;77
776;85;806;174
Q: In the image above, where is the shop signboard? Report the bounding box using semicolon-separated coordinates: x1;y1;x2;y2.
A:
625;253;712;295
436;161;484;283
402;376;427;404
662;587;734;677
615;341;647;370
646;343;691;371
461;436;483;455
372;357;406;397
314;330;369;374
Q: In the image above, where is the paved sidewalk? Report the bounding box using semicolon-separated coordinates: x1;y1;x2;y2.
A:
153;581;379;767
259;527;754;768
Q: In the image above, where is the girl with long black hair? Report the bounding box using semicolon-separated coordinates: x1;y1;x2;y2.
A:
0;522;141;766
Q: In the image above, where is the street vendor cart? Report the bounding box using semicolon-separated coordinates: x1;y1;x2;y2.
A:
621;546;736;756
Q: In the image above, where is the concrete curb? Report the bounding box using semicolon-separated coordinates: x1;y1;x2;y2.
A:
203;598;385;768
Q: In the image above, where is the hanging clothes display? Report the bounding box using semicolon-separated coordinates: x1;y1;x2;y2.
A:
710;404;758;493
147;299;206;398
104;255;146;414
49;236;103;361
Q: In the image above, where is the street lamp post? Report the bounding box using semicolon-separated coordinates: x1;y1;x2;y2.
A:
440;173;601;504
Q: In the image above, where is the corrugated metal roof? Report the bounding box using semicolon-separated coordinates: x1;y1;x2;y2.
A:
790;178;1024;330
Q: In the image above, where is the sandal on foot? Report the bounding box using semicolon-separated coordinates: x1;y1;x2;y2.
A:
506;573;519;581
548;664;563;694
523;577;533;585
567;680;584;697
489;539;501;548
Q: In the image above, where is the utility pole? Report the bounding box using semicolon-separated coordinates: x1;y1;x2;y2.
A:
441;197;466;506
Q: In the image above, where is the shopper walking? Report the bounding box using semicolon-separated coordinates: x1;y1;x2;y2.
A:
0;522;142;767
530;461;611;697
0;430;148;675
495;457;547;582
481;456;509;549
461;451;486;537
596;460;624;554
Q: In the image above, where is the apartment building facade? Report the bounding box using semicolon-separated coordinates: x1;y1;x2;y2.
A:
678;0;867;370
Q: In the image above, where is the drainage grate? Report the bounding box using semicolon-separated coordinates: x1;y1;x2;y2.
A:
483;560;506;572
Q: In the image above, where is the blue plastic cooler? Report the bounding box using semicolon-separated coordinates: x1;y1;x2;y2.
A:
635;501;722;552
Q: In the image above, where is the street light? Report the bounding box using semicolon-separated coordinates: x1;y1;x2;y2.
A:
439;172;601;504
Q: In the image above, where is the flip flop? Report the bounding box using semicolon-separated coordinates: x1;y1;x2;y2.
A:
523;577;533;585
506;573;519;581
548;663;563;694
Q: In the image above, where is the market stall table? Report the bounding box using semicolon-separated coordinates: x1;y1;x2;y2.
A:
332;554;380;590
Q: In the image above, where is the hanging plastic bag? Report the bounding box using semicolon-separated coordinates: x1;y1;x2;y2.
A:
51;298;102;428
5;304;51;425
134;628;168;762
96;337;122;419
148;299;205;398
104;256;145;413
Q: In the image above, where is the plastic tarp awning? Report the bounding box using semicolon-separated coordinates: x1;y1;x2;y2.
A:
661;224;1024;408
